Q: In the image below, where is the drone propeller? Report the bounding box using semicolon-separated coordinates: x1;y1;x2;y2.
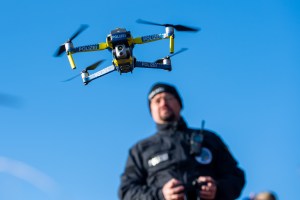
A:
62;59;105;82
54;24;89;57
136;19;200;32
155;48;188;63
168;47;188;58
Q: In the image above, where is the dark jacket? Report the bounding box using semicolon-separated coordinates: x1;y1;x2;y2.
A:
119;118;245;200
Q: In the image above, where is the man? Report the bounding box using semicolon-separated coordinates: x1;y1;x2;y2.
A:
119;83;245;200
254;192;277;200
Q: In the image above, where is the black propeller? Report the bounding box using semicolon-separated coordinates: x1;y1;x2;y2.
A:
54;24;89;57
136;19;200;32
155;48;188;63
62;59;105;82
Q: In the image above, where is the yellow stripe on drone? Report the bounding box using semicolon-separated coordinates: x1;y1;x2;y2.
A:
133;37;143;44
170;35;174;54
67;53;76;69
98;43;108;50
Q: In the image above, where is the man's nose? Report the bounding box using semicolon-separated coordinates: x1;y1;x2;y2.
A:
159;98;169;106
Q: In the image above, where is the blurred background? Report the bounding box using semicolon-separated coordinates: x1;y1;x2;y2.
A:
1;0;299;199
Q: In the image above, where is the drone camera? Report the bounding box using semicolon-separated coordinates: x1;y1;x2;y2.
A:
114;44;129;59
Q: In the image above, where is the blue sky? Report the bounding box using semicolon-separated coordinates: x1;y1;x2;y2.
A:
0;0;299;199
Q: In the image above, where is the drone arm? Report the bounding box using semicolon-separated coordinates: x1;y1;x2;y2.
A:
134;61;172;71
98;42;109;50
133;33;168;44
82;65;116;85
65;42;108;69
71;42;108;53
133;37;143;44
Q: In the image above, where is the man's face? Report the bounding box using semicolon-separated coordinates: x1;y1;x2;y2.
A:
150;92;181;124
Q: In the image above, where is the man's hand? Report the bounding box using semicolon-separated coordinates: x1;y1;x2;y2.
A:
162;178;185;200
197;176;217;199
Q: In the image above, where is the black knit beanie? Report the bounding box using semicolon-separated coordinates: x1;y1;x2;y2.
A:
148;83;183;109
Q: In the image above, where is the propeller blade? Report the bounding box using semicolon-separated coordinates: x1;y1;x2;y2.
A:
136;19;164;27
54;44;66;57
172;25;200;32
155;59;164;64
54;24;88;57
137;19;200;32
61;74;81;82
62;59;105;82
69;24;89;42
155;48;188;63
85;59;105;71
168;48;188;58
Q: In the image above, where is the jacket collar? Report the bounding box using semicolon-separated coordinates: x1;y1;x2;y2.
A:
156;117;188;133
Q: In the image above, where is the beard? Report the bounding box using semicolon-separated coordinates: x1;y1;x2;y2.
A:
159;106;177;122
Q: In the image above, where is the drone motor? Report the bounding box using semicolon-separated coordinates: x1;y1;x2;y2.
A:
81;70;89;79
165;26;174;36
163;58;171;65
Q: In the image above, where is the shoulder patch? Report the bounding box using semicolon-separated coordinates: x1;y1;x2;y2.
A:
195;147;213;164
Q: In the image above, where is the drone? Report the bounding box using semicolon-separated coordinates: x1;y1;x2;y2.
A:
54;19;200;85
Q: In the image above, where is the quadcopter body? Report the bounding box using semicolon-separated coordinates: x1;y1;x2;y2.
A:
55;19;199;85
